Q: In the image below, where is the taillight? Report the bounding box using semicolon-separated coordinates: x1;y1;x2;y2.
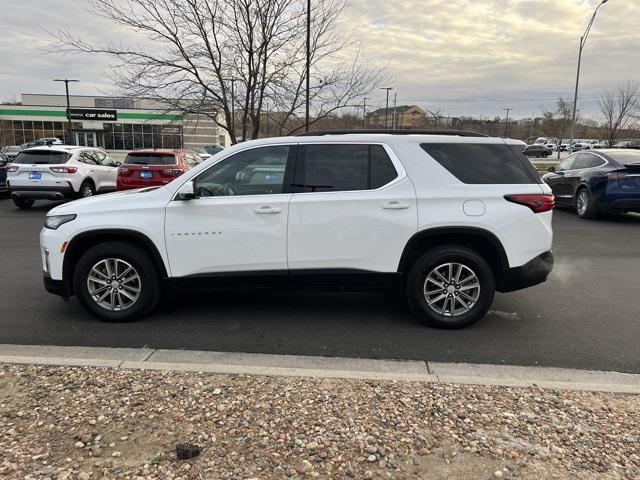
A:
118;167;129;174
504;194;555;213
50;166;78;174
6;165;18;172
162;168;184;176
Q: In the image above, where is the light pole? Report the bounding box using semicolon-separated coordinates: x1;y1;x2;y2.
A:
392;92;397;129
53;79;79;144
362;97;370;129
305;0;311;132
569;0;609;148
503;108;512;137
380;87;393;129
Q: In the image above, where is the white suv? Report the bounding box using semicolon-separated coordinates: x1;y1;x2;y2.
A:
8;146;120;208
40;131;555;328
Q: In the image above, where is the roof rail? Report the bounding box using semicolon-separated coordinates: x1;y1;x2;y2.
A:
295;129;488;137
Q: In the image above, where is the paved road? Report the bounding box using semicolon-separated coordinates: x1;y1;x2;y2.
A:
1;197;639;373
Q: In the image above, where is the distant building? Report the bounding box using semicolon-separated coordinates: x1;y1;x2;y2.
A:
367;105;426;129
0;93;230;150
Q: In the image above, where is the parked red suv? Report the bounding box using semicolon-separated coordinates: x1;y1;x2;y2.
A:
116;149;201;190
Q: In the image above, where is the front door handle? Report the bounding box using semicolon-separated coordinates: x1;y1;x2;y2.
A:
255;206;282;214
382;201;410;210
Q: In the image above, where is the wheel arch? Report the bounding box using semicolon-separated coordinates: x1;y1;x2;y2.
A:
397;227;509;280
62;229;168;294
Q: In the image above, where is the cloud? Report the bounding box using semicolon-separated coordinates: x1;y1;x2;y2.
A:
0;0;637;119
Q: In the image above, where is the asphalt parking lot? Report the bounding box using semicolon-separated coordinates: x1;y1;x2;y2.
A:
1;197;639;373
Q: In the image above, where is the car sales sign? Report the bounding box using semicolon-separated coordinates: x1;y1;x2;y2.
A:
68;109;118;121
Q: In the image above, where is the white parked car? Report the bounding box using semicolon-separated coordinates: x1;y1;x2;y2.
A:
7;146;120;209
40;131;555;328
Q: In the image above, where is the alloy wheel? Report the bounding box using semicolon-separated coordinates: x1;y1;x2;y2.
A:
423;262;481;317
86;258;141;311
82;184;93;197
577;191;588;216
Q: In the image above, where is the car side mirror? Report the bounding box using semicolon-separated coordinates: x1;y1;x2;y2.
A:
177;180;196;200
115;161;122;167
547;166;555;172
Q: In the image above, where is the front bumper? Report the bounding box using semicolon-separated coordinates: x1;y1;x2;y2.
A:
44;274;72;297
10;185;75;200
497;251;554;293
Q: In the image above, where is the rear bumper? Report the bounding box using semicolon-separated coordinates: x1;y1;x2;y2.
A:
497;251;554;293
10;185;75;200
605;198;640;212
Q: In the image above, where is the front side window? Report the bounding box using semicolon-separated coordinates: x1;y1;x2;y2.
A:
556;156;576;172
572;154;594;170
294;144;397;193
193;145;290;197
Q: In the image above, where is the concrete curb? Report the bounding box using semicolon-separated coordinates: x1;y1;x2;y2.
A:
1;344;638;393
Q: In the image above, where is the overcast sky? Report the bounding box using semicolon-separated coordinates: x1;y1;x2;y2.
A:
0;0;637;119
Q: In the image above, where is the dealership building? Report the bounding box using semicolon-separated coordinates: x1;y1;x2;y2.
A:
0;93;230;150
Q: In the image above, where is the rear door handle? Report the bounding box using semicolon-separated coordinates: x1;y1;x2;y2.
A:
382;201;410;210
255;206;282;214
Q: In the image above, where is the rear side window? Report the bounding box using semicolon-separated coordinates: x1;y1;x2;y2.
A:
420;143;540;184
294;144;398;192
124;153;176;165
14;150;71;164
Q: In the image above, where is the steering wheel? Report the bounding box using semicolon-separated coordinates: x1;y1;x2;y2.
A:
197;186;215;197
223;183;237;196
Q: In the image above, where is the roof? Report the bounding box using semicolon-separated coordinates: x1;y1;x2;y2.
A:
22;145;84;153
369;105;425;115
129;149;186;154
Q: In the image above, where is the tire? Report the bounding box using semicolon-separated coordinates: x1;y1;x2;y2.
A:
78;181;95;199
12;197;34;209
542;152;549;158
575;188;599;219
73;241;161;322
406;245;495;329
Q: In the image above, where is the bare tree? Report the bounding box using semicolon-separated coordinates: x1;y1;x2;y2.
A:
541;98;574;159
599;81;639;147
425;109;443;129
50;0;387;143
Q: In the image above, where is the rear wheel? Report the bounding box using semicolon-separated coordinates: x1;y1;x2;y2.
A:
576;188;599;219
79;181;95;198
12;197;34;209
73;241;160;322
406;245;495;329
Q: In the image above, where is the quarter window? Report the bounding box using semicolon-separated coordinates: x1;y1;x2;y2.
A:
193;145;290;197
421;143;539;184
294;144;398;193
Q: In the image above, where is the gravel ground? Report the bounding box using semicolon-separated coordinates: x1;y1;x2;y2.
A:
0;364;638;480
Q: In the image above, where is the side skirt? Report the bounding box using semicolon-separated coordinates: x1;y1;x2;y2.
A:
165;269;402;292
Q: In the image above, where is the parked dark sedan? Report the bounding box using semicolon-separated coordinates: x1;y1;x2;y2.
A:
0;155;9;196
523;144;552;158
542;149;640;219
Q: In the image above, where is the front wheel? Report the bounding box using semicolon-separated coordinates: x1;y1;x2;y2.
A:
12;197;34;209
73;241;160;322
406;246;495;329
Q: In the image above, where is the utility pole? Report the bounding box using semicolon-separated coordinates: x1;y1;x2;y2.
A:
362;97;370;129
570;0;609;149
392;92;397;129
305;0;311;132
380;87;393;129
503;108;512;137
53;79;79;144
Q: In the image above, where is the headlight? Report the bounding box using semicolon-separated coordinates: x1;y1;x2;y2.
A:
44;214;77;230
